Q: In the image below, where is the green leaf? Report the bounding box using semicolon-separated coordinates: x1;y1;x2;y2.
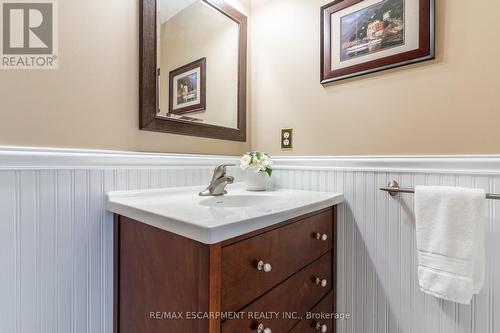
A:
265;167;273;177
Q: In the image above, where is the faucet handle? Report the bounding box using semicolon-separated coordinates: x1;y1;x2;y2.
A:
216;163;236;170
212;163;236;180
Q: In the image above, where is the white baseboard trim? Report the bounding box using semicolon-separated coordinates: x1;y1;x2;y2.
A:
1;147;499;174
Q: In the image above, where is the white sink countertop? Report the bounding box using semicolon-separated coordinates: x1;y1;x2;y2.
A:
106;183;344;244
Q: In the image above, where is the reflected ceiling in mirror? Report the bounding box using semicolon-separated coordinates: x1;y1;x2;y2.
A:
156;0;239;129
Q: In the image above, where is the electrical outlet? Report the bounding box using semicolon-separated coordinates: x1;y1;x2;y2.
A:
281;128;293;150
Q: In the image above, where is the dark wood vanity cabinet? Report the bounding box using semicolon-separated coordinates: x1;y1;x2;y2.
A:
114;207;337;333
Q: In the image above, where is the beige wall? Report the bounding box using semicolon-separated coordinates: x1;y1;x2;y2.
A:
159;1;239;128
0;0;250;155
250;0;500;155
2;0;500;157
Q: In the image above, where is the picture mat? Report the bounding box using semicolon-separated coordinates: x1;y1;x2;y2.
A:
330;0;420;71
172;67;201;110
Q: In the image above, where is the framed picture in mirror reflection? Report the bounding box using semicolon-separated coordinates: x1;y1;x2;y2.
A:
169;57;206;115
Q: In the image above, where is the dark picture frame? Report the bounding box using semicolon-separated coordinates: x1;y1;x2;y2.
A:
321;0;435;84
169;58;207;115
139;0;247;141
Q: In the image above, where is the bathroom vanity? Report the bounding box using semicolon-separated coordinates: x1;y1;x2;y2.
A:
107;185;343;333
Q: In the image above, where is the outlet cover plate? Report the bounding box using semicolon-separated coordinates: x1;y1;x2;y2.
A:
281;128;293;150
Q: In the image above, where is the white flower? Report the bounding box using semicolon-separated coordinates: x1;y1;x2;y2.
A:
240;154;252;170
240;151;273;175
259;154;272;168
251;162;263;173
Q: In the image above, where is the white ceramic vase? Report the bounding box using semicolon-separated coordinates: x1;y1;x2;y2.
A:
245;169;269;191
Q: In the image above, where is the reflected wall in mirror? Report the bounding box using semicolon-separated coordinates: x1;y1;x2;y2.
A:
159;0;238;128
140;0;247;141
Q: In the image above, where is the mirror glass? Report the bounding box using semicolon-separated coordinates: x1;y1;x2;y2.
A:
156;0;240;129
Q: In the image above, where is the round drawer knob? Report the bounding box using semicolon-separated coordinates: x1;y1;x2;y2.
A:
316;233;328;241
316;322;328;332
257;260;272;273
315;277;328;288
257;323;272;333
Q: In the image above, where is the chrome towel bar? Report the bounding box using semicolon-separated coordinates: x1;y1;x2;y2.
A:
380;180;500;200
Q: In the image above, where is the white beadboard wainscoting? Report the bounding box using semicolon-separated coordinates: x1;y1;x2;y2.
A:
1;148;499;333
0;147;240;333
271;156;500;333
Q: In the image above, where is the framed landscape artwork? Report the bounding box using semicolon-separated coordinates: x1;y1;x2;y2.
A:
169;57;207;115
321;0;435;84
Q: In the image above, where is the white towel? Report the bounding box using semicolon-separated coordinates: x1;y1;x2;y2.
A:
415;186;486;304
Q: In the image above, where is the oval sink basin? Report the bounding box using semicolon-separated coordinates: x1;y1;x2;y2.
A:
200;194;288;208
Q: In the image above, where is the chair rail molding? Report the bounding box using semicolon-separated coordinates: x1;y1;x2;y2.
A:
272;155;500;175
1;147;500;174
0;146;239;169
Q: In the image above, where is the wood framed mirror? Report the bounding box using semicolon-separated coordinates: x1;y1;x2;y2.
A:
140;0;247;141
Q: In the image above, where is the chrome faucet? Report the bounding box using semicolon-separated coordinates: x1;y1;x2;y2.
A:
199;164;235;196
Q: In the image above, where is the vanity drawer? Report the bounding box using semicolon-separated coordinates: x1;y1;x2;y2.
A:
221;252;332;333
289;291;334;333
221;209;333;312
